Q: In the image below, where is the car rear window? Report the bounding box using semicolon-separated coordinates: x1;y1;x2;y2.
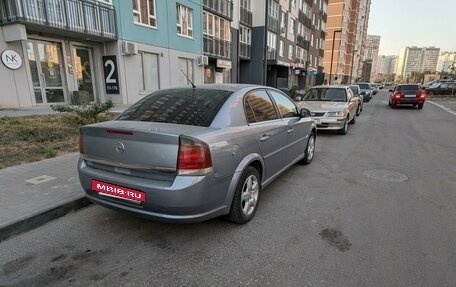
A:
357;83;370;89
397;85;419;91
116;89;232;127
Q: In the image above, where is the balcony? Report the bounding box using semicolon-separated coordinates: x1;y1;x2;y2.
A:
320;30;326;40
267;16;279;33
239;42;251;59
298;11;312;29
296;35;310;50
319;49;324;57
240;6;252;27
320;12;327;22
267;47;277;60
204;35;231;59
203;0;233;20
305;0;313;6
0;0;116;39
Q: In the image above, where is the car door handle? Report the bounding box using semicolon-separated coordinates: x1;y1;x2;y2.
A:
260;134;270;142
287;128;294;134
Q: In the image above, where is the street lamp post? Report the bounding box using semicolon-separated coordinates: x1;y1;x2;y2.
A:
349;49;358;84
329;29;342;84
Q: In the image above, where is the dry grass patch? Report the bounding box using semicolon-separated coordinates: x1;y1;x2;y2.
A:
0;113;115;169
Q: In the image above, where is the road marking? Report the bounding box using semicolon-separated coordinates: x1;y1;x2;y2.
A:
427;101;456;117
25;175;56;185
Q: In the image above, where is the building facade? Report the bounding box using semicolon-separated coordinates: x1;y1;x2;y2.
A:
365;34;380;81
436;51;456;74
0;0;206;108
322;0;371;84
0;0;117;108
376;55;397;82
395;46;441;81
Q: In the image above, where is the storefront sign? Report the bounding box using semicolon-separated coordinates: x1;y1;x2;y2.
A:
276;60;291;67
103;55;120;94
216;59;232;69
1;50;22;70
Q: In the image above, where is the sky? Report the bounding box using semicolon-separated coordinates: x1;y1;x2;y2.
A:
367;0;456;56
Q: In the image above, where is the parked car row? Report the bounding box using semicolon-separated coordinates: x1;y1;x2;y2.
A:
296;83;374;135
78;84;317;224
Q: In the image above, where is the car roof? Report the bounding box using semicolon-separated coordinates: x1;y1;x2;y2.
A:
177;83;265;92
311;85;348;89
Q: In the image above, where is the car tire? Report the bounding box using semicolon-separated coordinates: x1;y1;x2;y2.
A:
388;100;391;106
418;103;423;109
300;132;315;165
391;103;395;109
338;118;349;135
227;166;261;224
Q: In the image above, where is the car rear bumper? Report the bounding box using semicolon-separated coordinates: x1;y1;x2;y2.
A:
78;158;232;223
392;98;425;105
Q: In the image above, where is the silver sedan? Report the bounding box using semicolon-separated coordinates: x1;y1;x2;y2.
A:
78;84;316;224
297;85;357;135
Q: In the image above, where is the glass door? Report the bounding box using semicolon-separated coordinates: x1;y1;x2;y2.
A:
73;47;95;102
26;40;66;104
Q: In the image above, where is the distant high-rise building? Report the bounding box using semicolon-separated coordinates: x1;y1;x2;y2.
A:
396;46;441;80
323;0;371;84
376;55;397;82
436;51;456;74
365;35;381;81
421;47;440;72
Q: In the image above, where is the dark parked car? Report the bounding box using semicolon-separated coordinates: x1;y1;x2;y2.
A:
425;81;456;95
355;82;373;102
349;84;364;116
78;84;316;224
388;84;426;109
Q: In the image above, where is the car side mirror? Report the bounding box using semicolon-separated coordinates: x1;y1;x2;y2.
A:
388;89;394;92
300;108;311;118
295;96;302;101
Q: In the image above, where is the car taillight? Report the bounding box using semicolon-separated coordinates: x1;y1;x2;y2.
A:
79;129;84;154
394;92;403;98
177;136;213;176
419;92;426;98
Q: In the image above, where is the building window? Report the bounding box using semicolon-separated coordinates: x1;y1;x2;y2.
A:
132;0;156;27
240;0;251;10
288;44;293;60
203;12;230;41
267;32;277;50
289;18;295;35
268;0;279;19
177;4;193;37
279;40;284;57
280;11;287;33
178;58;194;86
240;25;251;44
140;52;159;92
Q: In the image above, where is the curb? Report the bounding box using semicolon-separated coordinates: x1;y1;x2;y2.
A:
0;197;91;243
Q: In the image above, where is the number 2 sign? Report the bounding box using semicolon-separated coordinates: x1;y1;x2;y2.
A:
103;55;119;94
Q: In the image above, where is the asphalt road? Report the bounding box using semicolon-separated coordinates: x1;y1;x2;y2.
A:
1;90;456;287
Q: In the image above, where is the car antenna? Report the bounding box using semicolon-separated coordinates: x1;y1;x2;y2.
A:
179;67;196;88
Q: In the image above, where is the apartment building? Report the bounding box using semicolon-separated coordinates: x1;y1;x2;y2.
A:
246;0;327;89
376;55;397;82
0;0;206;108
395;46;441;80
118;0;204;104
0;0;117;108
203;0;233;84
421;47;440;73
322;0;371;84
437;51;456;74
365;34;380;81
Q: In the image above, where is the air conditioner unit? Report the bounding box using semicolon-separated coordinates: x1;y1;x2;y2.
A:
196;55;209;66
280;27;286;34
122;41;138;55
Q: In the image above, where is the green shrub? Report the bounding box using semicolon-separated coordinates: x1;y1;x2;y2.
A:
51;100;115;125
